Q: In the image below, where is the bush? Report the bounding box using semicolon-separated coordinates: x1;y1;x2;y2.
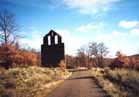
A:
105;68;139;97
0;44;38;68
59;60;66;71
0;66;71;97
90;67;139;97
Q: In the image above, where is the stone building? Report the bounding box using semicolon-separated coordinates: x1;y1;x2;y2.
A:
41;30;65;67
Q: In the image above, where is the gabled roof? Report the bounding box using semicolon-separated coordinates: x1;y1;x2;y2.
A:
44;30;61;39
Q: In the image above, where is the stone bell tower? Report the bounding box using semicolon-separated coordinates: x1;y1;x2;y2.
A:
41;30;65;67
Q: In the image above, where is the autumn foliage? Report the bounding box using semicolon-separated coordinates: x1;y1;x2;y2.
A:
0;44;38;68
110;51;139;69
59;60;66;71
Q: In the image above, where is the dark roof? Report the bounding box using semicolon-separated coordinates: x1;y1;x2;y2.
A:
44;30;61;38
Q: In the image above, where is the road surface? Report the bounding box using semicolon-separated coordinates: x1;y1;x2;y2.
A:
46;70;105;97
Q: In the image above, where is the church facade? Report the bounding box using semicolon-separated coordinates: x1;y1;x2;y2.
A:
41;30;65;67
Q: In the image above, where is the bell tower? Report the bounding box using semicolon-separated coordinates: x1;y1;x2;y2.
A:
41;30;65;67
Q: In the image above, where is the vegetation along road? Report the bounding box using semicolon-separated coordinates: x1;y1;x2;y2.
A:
46;70;105;97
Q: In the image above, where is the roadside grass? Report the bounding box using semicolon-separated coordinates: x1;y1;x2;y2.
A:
0;66;71;97
90;67;139;97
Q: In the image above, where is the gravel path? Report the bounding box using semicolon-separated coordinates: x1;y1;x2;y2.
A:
46;70;105;97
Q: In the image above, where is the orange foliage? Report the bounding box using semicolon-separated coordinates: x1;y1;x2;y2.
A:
130;57;136;65
122;56;130;67
59;60;66;71
110;51;139;69
21;51;37;66
116;51;130;67
0;44;38;68
110;51;130;69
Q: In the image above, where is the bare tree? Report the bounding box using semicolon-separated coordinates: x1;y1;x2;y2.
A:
0;9;18;45
89;42;109;67
89;42;98;66
84;43;92;68
65;55;77;68
0;9;19;68
89;42;98;57
97;43;109;66
77;48;86;67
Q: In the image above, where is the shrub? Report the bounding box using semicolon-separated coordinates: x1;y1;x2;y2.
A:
0;66;71;97
105;68;139;97
90;67;139;97
59;60;66;71
0;44;38;68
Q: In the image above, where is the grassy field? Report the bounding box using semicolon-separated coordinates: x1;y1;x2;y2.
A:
90;67;139;97
0;66;71;97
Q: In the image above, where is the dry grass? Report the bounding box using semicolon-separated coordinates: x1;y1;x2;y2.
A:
0;66;71;97
105;68;139;97
90;67;139;97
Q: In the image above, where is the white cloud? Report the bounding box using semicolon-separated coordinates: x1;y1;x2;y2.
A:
119;20;139;29
20;29;43;50
112;31;128;37
76;22;103;32
63;0;121;15
108;43;138;58
130;29;139;36
20;38;42;50
96;31;128;42
75;21;138;57
56;29;89;55
95;30;139;57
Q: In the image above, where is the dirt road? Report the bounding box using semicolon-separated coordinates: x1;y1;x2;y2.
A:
46;70;105;97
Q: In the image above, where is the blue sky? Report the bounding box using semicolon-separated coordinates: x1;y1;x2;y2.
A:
0;0;139;57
